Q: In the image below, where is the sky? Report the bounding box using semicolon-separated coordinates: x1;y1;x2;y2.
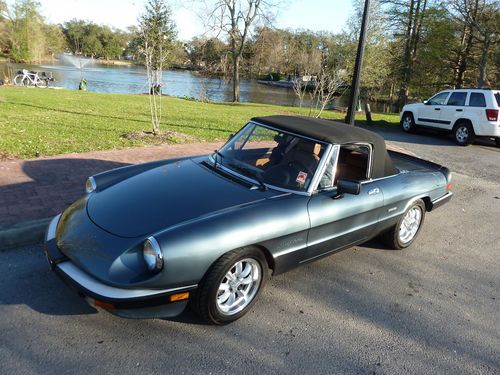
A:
18;0;353;40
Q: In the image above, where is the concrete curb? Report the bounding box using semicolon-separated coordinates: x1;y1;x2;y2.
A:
0;217;50;250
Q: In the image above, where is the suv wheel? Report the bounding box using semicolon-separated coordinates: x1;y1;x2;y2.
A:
453;122;473;146
495;138;500;148
401;112;415;133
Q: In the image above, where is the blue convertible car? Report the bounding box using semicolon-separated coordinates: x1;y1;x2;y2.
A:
45;116;452;324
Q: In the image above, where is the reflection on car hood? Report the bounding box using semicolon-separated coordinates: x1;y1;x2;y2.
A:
87;159;276;238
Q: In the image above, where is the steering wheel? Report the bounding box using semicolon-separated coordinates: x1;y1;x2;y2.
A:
287;161;310;176
262;161;311;188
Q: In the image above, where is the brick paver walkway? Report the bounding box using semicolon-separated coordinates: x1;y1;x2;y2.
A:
0;141;409;226
0;142;222;226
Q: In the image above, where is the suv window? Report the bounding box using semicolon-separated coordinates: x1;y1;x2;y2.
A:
494;93;500;107
469;93;486;107
447;92;467;106
427;92;449;105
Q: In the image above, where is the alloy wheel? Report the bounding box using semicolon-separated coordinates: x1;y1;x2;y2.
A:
399;206;423;244
456;126;469;143
216;258;261;316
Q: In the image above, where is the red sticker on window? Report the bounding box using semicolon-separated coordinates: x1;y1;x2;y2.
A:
296;171;308;184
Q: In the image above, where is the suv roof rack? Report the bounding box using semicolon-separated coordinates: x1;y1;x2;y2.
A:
455;87;492;90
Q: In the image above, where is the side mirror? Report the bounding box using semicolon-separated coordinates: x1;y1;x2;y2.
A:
333;179;361;199
423;100;429;105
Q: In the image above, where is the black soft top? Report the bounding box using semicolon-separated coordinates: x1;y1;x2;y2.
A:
251;115;397;179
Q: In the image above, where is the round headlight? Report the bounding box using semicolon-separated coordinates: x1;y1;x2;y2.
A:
143;237;163;271
85;176;96;194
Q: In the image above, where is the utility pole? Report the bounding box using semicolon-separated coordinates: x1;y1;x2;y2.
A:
345;0;370;126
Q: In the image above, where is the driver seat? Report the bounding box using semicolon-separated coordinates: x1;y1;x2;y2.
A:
281;140;320;173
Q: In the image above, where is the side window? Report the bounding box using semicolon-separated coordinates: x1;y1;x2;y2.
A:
469;93;486;107
447;92;467;106
318;153;336;190
334;145;370;184
428;92;450;105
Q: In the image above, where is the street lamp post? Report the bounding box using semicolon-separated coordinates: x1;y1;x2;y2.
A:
345;0;370;126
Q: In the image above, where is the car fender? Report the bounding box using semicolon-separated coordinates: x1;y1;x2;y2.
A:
450;116;475;131
150;193;310;288
400;104;421;121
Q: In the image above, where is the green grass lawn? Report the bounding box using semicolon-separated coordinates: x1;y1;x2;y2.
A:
0;86;400;159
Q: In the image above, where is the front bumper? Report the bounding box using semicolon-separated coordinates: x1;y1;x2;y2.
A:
44;215;196;319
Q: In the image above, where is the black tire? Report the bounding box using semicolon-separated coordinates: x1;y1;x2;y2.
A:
401;112;416;133
453;121;474;146
495;138;500;148
191;247;269;325
380;199;426;250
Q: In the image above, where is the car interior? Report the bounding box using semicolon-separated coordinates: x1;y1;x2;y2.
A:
334;145;370;183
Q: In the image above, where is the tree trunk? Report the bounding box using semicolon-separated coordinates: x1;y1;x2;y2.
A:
478;36;490;88
398;0;416;108
453;23;473;88
453;0;478;88
232;54;240;102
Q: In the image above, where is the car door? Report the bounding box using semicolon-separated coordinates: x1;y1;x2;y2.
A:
304;183;383;262
440;91;468;130
417;91;450;128
303;144;384;262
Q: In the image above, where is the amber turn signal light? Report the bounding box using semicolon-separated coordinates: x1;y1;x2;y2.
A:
94;299;115;310
169;292;190;302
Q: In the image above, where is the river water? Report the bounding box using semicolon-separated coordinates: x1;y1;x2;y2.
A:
0;60;392;111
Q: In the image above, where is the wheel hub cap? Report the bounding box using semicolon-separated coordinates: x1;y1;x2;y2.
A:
403;117;411;130
216;258;261;316
399;206;422;244
457;127;468;142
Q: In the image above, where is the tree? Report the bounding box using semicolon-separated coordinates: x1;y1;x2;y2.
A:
382;0;434;106
138;0;177;135
204;0;278;102
0;0;8;54
345;0;392;100
450;0;499;87
7;0;46;62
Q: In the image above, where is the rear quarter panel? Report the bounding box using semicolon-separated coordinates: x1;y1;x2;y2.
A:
377;170;447;232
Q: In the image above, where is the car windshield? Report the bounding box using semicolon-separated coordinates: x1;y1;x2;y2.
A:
215;123;327;192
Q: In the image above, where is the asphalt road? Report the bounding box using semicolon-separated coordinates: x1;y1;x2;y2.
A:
0;129;499;375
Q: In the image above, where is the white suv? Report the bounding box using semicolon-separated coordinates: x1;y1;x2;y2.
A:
400;89;500;146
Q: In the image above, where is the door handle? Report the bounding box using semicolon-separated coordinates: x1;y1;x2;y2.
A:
368;188;380;195
434;108;441;111
456;109;463;112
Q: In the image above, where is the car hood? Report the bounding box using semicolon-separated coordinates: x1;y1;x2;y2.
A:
87;159;276;238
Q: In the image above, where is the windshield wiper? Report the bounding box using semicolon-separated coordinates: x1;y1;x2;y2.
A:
212;149;224;168
226;162;268;191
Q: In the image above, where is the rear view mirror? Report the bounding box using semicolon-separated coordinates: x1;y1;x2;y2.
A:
333;179;361;199
423;100;429;105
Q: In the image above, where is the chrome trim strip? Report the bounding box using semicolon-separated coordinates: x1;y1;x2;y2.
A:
56;261;197;300
432;191;453;204
45;214;61;241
